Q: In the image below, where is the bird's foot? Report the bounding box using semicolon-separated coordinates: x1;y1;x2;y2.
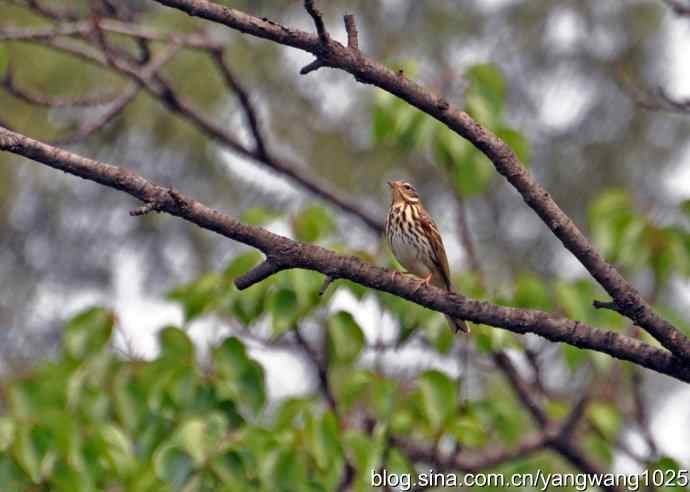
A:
412;273;433;293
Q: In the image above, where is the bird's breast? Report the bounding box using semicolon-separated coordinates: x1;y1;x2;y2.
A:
388;211;432;277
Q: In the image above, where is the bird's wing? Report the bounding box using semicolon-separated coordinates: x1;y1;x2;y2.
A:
419;207;452;290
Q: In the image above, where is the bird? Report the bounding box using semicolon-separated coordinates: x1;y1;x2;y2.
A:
385;180;470;334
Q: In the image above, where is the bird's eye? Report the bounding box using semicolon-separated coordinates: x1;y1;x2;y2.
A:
404;184;411;189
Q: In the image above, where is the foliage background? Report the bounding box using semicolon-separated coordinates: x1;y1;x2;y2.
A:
1;0;690;490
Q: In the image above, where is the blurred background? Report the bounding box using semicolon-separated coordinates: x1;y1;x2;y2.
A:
1;0;690;490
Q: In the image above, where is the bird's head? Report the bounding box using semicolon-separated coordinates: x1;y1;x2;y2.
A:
387;180;421;205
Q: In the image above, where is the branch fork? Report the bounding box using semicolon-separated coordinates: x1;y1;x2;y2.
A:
300;2;361;75
235;258;286;290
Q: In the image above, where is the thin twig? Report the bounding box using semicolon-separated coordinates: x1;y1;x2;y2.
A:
6;30;383;233
211;49;268;158
455;196;485;290
343;14;359;51
293;325;338;411
318;276;334;296
2;71;120;107
55;44;180;145
304;0;329;45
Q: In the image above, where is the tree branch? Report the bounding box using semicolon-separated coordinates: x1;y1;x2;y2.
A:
304;0;329;45
235;260;285;289
455;196;485;289
495;351;620;491
2;70;120;108
149;0;690;360
663;0;690;16
343;14;359;51
493;351;548;427
211;49;267;158
396;432;548;473
3;26;384;234
1;125;690;384
293;325;337;411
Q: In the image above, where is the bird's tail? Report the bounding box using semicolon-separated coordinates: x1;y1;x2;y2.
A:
446;315;470;334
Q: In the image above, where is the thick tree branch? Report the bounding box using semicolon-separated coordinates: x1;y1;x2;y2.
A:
149;0;690;360
1;126;689;384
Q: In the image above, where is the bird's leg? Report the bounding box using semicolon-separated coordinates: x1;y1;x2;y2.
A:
390;270;414;282
412;273;433;293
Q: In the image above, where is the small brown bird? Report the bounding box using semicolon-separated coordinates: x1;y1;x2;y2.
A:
385;180;469;334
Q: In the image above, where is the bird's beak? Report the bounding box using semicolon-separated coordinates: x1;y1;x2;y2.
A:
387;181;396;189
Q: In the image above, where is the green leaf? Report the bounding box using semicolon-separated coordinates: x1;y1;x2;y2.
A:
286;269;323;310
423;313;454;354
153;444;193;489
274;398;314;430
496;127;530;166
327;311;365;364
344;428;384;474
112;368;146;433
159;326;194;361
563;344;590;371
292;206;336;243
448;415;486;448
224;251;263;279
588;402;621;440
176;419;208;465
11;424;41;484
212;338;266;416
513;273;551;310
372;92;397;144
417;370;457;433
649;226;690;281
168;272;223;322
0;46;8;79
330;367;371;411
309;411;341;470
268;288;298;337
240;207;281;226
96;424;136;476
681;199;690;220
260;448;309;491
63;307;114;360
230;281;270;326
210;451;250;489
554;280;594;322
433;127;470;172
452;152;494;197
386;448;415;479
465;63;506;125
370;378;399;421
588;189;647;265
0;418;14;452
